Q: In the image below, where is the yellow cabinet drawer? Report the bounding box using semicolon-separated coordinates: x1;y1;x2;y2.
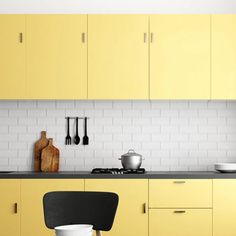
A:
149;179;212;208
149;209;212;236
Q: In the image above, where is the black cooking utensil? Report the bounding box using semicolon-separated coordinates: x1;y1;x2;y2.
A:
82;117;89;145
74;117;80;145
65;117;71;145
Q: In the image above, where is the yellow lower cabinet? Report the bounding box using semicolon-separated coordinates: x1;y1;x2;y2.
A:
21;179;84;236
0;179;20;236
85;179;148;236
213;179;236;236
149;209;212;236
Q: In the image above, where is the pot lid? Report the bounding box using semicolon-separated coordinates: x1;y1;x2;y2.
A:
121;149;142;158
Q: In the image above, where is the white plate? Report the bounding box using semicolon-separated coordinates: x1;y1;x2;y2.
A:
215;163;236;173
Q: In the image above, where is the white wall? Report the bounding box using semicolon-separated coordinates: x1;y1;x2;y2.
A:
0;100;236;172
0;0;236;13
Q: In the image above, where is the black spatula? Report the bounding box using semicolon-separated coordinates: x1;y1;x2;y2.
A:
82;117;89;145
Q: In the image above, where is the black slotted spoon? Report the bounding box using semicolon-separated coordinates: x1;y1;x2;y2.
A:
82;117;89;145
74;117;80;145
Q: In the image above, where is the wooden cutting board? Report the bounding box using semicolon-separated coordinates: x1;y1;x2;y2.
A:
41;138;60;172
34;131;49;172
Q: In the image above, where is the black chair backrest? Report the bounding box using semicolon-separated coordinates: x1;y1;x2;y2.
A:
43;191;119;231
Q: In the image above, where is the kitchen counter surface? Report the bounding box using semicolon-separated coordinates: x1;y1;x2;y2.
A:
0;171;236;179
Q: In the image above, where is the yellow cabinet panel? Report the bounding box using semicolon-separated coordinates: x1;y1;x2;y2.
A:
149;209;212;236
150;15;211;99
213;179;236;236
212;15;236;99
21;179;84;236
26;15;87;99
88;15;149;99
0;15;26;99
85;179;148;236
149;179;212;208
0;179;20;236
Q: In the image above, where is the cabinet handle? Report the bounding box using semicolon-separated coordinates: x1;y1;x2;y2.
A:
144;33;147;43
173;181;186;184
81;33;85;43
19;33;23;43
143;203;147;214
174;210;186;214
14;203;18;214
150;32;153;43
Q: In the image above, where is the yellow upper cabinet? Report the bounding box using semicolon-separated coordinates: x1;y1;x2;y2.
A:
212;15;236;99
0;15;26;99
88;15;149;99
150;15;211;99
0;180;20;236
26;15;87;99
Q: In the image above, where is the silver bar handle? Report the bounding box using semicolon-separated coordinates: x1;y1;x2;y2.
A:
174;210;186;214
143;203;147;214
144;33;147;43
173;181;186;184
81;32;85;43
19;33;23;43
150;32;154;43
14;203;18;214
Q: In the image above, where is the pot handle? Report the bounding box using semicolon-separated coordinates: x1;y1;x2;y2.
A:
128;149;135;153
118;158;121;160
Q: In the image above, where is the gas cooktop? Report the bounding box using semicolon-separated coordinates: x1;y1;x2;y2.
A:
91;168;146;174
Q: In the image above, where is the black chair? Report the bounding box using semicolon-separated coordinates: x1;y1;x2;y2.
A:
43;191;119;236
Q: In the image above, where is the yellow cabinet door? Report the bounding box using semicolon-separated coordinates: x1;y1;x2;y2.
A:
213;179;236;236
212;15;236;99
150;15;211;99
149;209;212;236
26;15;87;99
0;15;26;99
85;179;148;236
88;15;149;99
149;179;212;208
21;179;84;236
0;179;20;236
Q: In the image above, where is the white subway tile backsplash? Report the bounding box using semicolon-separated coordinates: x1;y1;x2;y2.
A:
47;109;65;117
18;117;36;125
104;109;122;117
0;100;236;171
0;101;17;109
0;117;17;125
199;109;217;117
0;126;8;133
28;109;47;117
56;101;75;109
0;109;8;117
161;142;179;150
18;101;37;108
0;142;8;149
37;100;56;108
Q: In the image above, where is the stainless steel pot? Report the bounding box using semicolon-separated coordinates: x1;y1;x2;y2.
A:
119;149;144;169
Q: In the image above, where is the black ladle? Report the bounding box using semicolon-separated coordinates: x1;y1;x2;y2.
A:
74;117;80;145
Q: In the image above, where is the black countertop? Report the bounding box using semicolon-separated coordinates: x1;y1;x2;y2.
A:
0;171;236;179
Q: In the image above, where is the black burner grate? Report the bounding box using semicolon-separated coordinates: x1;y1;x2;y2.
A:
91;168;145;174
